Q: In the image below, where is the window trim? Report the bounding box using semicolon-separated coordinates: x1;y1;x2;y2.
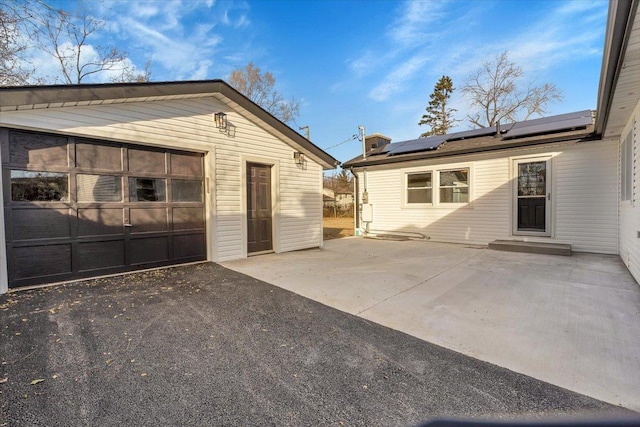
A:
438;168;470;206
404;171;433;206
402;164;473;208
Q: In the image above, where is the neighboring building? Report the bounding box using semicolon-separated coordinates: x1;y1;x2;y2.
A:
334;192;354;209
344;0;640;284
0;80;338;293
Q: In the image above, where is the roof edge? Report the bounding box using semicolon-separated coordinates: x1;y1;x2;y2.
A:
343;132;599;169
0;80;339;170
595;0;639;135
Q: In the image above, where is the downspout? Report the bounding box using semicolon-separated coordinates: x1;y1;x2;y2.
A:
349;167;359;233
358;125;369;235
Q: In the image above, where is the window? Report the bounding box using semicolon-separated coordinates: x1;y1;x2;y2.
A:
439;169;469;203
77;174;122;202
171;180;202;202
11;170;68;201
621;128;633;202
406;172;432;204
129;178;166;202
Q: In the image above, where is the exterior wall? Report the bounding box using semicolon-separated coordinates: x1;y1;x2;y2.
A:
619;100;640;283
356;139;618;253
0;97;324;271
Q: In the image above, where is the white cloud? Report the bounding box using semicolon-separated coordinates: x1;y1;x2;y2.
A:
368;54;431;101
387;0;445;46
190;60;213;80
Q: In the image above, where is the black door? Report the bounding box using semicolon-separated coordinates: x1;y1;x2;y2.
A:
246;163;272;253
517;161;547;231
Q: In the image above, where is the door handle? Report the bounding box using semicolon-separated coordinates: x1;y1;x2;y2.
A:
547;193;551;201
124;223;133;227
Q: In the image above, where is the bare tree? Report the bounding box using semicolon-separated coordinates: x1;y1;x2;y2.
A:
462;52;563;128
110;59;152;83
3;0;142;85
229;62;300;123
0;5;33;85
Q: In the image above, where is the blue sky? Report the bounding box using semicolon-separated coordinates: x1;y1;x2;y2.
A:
39;0;608;167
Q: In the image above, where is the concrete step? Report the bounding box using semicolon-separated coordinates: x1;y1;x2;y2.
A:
488;240;572;256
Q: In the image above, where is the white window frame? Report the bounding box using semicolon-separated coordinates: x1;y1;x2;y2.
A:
438;168;471;206
402;164;473;208
404;171;433;207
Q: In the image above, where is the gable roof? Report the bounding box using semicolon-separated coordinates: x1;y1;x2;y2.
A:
0;80;339;170
343;110;597;168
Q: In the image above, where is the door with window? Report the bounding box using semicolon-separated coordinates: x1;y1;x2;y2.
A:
246;163;273;254
514;158;551;235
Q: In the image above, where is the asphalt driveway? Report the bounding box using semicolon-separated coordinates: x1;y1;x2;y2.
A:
0;263;630;426
223;238;640;412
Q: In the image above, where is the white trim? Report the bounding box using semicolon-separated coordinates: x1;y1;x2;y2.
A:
511;155;553;237
205;148;217;262
240;154;280;258
401;163;474;209
0;129;7;294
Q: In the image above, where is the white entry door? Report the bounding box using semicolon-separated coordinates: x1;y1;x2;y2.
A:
513;158;551;236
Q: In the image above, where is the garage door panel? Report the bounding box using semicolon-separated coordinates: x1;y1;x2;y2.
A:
174;234;206;258
173;207;204;230
130;208;168;232
76;142;122;171
128;148;165;174
3;131;206;288
78;208;123;236
77;241;125;271
129;237;169;264
9;132;68;168
170;153;203;177
13;244;71;279
12;208;70;240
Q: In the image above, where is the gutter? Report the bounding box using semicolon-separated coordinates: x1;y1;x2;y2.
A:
343;132;599;169
595;0;639;135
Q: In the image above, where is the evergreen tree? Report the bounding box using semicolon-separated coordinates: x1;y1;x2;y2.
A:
418;75;458;137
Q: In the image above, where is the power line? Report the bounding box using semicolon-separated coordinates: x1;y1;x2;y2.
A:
323;134;358;150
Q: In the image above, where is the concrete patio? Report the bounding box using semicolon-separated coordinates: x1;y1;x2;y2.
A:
222;237;640;411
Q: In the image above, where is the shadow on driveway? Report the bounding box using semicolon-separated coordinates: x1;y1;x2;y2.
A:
0;263;630;426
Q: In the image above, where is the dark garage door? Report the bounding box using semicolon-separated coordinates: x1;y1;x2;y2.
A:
1;130;207;288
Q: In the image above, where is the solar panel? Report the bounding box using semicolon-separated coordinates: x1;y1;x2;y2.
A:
368;143;392;156
388;134;448;155
447;126;497;141
503;110;592;139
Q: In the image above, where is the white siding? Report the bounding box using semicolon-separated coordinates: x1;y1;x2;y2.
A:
0;97;324;265
619;101;640;283
357;140;618;253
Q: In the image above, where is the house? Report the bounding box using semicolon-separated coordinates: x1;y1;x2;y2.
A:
343;0;640;284
596;0;640;283
0;80;338;293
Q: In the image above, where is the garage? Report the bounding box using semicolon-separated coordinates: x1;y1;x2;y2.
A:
2;129;206;288
0;80;339;294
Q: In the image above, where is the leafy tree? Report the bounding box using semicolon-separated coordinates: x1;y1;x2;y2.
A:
229;62;300;123
418;75;458;137
462;52;562;128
